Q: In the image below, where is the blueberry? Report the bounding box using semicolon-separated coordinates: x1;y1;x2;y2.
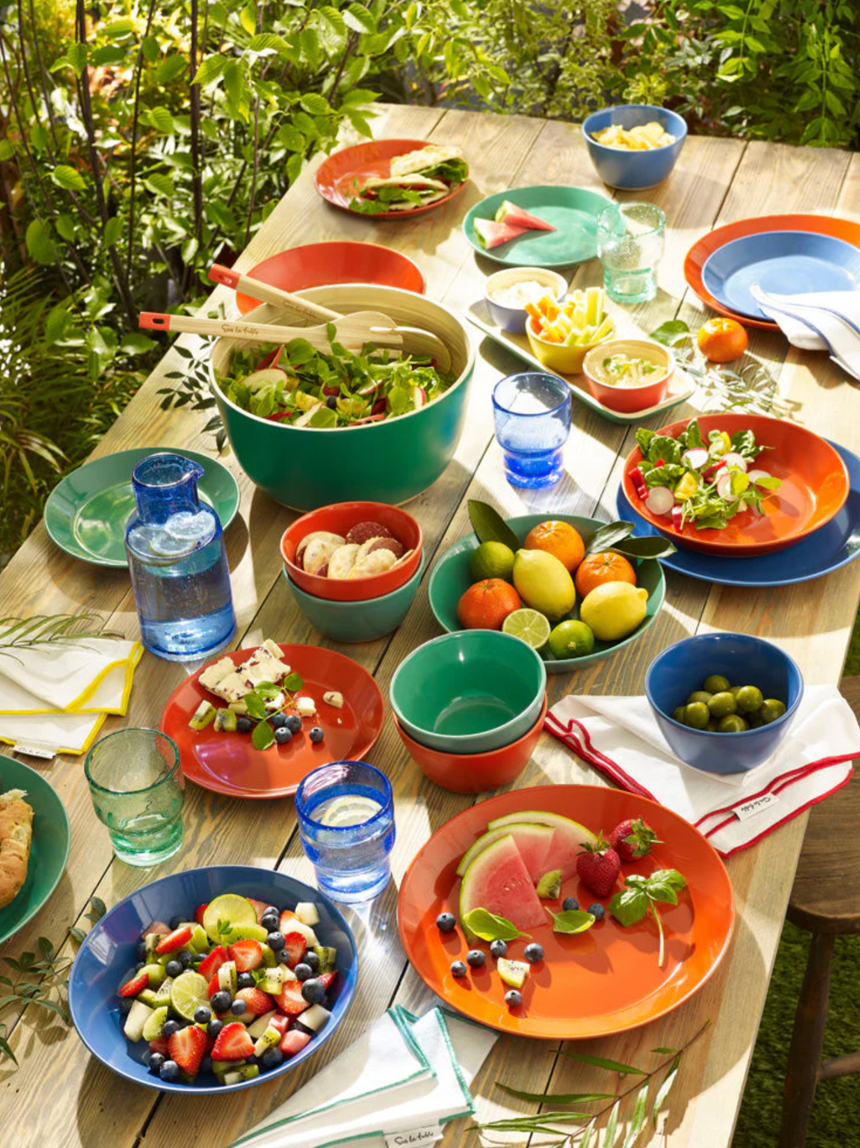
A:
159;1060;180;1082
178;950;194;968
263;905;279;918
207;1018;223;1039
261;913;279;933
270;713;288;730
262;1046;285;1069
199;1055;213;1075
193;1005;212;1024
136;941;148;961
169;915;185;930
211;990;232;1013
236;716;253;733
267;932;286;952
241;971;259;989
275;727;293;746
148;1052;165;1074
162;1020;180;1037
301;978;326;1004
286;715;302;734
588;903;605;920
326;396;338;410
450;960;467;978
165;959;182;978
309;727;324;743
294;963;313;982
524;943;544;964
276;947;292;965
231;999;247;1016
505;990;522;1008
489;939;507;959
466;949;485;968
562;897;580;912
304;951;320;973
435;912;456;933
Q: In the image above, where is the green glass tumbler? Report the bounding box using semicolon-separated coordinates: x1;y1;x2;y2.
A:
85;728;185;866
596;202;666;304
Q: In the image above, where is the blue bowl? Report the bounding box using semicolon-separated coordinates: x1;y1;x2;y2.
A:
284;553;425;643
582;105;687;190
645;633;803;774
69;865;358;1094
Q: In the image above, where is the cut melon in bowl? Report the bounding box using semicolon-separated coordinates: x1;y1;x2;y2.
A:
458;835;546;930
455;822;553;881
488;810;597;881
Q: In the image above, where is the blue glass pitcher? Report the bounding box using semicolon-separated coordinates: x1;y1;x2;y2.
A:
125;453;236;661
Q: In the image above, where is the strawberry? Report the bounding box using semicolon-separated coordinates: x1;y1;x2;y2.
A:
207;971;222;999
168;1025;208;1077
142;920;170;938
274;982;310;1016
235;986;274;1017
118;970;149;997
576;834;622;898
155;924;194;954
227;938;263;972
211;1021;254;1061
194;903;209;926
279;909;299;934
246;897;270;925
269;1013;291;1035
609;818;662;861
279;1029;311;1057
197;945;228;981
318;971;337;990
281;932;307;969
149;1036;170;1057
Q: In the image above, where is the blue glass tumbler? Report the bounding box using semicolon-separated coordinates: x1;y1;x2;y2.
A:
492;372;572;489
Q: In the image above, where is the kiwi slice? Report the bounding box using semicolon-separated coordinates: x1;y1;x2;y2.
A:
498;958;529;989
189;701;216;730
535;870;562;900
312;945;337;974
142;1005;169;1042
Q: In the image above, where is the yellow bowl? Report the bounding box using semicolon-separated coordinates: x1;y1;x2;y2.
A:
526;315;616;375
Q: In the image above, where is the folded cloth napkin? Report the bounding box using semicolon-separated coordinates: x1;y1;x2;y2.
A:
0;637;142;714
750;285;860;380
229;1006;497;1148
546;685;858;858
0;709;107;758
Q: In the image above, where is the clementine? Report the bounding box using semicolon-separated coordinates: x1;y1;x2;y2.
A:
574;551;637;598
696;317;748;363
523;520;585;573
457;579;522;630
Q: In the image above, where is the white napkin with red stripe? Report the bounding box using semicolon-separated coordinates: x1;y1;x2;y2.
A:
546;685;858;858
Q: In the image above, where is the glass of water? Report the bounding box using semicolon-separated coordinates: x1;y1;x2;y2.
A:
597;202;666;304
492;372;572;490
85;729;185;866
295;761;395;903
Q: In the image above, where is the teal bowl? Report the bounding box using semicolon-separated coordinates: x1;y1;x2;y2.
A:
210;286;475;510
428;514;666;674
284;553;425;643
389;630;547;753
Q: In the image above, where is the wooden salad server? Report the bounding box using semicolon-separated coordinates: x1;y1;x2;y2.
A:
138;311;403;355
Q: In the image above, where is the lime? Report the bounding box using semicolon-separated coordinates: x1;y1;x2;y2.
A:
548;619;595;659
469;541;515;584
704;674;731;694
170;970;210;1021
502;608;552;651
317;794;383;827
203;893;257;942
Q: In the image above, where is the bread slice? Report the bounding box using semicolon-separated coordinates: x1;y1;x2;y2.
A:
0;789;33;910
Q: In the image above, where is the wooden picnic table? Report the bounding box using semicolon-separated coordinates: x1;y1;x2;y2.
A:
2;102;860;1148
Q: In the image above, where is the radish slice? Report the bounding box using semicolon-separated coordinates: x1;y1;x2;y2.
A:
645;486;675;517
721;452;748;472
680;448;709;470
671;505;684;531
716;472;739;502
747;469;771;484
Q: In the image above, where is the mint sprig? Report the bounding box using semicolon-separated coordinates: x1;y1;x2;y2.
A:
609;869;687;968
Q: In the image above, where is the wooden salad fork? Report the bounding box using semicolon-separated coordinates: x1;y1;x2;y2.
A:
138;311;403;355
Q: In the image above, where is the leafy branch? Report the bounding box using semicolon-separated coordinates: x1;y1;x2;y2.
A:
0;613;119;658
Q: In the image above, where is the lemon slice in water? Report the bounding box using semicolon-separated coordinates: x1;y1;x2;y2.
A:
317;795;383;828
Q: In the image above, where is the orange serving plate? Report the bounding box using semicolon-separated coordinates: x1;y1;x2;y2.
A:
398;785;734;1040
315;139;467;220
160;643;384;799
684;214;860;331
622;412;850;557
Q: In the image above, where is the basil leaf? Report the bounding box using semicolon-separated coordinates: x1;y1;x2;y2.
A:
462;908;529;942
252;720;275;751
610;536;677;560
609;887;649;927
645;882;679;906
651;868;687;891
548;909;596;935
649;319;691;347
583;520;633;556
467;499;519;551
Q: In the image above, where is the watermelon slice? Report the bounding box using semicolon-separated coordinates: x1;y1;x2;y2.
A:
459;835;546;930
488;811;597;881
456;822;553;881
494;200;556;232
473;217;530;250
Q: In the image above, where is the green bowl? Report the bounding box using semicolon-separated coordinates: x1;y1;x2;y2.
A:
284;553;425;643
389;630;547;753
428;514;666;674
210;286;475;510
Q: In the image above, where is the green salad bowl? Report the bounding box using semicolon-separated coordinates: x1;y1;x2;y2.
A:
389;630;547;753
428;514;666;674
210;286;475;511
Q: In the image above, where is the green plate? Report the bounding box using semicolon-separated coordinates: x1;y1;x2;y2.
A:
44;448;241;568
428;514;665;674
463;185;612;268
0;755;71;944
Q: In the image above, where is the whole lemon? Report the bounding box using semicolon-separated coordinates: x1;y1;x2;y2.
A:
579;581;649;641
512;549;576;621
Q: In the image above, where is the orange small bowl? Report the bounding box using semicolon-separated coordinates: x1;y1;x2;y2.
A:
393;694;548;793
281;501;423;602
583;339;673;414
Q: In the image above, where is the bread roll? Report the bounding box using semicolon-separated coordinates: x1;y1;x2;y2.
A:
0;788;33;910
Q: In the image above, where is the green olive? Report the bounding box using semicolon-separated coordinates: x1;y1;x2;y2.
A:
684;702;711;730
672;705;687;723
706;719;719;731
729;685;744;698
759;698;787;724
747;714;765;729
708;691;737;719
735;685;764;714
718;714;748;733
704;674;731;695
687;690;713;705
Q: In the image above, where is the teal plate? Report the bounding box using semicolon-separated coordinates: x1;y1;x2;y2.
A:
463;185;611;268
0;755;71;944
44;448;241;568
428;514;665;674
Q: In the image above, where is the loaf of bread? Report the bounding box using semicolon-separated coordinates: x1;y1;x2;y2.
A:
0;788;33;910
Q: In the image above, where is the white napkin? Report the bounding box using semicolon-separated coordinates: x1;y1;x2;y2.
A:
0;709;107;758
230;1006;497;1148
0;637;142;714
751;285;860;380
546;685;857;857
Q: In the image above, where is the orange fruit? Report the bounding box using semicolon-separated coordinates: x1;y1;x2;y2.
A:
696;317;748;363
523;520;585;573
574;551;637;598
457;579;522;631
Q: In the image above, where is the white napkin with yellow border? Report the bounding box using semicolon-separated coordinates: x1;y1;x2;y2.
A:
0;637;142;714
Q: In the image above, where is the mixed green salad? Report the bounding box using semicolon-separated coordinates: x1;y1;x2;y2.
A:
217;328;454;429
629;419;782;531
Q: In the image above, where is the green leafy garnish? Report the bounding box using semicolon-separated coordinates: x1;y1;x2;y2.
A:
467;499;519;551
609;869;687;968
243;674;305;751
649;319;693;348
462;908;530;942
583;520;676;561
547;908;596;935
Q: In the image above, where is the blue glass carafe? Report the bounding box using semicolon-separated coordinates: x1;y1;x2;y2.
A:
125;453;236;661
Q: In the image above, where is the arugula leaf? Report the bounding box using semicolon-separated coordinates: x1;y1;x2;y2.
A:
462;908;530;942
548;908;596;934
309;407;337;428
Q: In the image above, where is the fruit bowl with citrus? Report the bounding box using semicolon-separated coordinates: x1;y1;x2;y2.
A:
428;513;666;673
